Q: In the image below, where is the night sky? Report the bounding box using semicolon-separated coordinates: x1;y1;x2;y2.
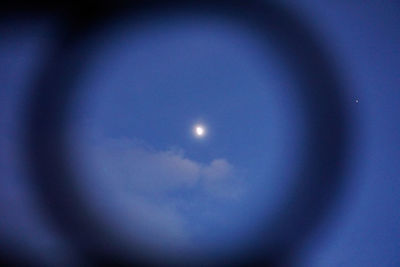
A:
69;13;305;258
0;0;399;266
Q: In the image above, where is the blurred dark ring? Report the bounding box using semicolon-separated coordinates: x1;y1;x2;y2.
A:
26;0;349;266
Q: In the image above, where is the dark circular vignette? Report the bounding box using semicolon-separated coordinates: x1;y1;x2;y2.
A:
23;0;350;266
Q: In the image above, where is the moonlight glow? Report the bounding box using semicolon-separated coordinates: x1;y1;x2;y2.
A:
194;125;206;138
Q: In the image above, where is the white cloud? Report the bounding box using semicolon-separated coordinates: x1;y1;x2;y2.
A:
85;137;243;198
75;137;247;257
203;159;233;181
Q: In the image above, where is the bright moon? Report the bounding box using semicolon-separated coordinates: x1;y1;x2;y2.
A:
194;125;206;137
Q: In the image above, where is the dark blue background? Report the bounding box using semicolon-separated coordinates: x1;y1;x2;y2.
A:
0;1;399;266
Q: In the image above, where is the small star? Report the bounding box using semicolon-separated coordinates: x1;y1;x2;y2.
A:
355;99;359;103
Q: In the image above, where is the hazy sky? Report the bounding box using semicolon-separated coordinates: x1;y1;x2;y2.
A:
69;14;306;258
0;1;399;266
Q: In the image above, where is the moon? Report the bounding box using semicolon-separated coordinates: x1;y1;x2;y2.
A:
194;124;206;138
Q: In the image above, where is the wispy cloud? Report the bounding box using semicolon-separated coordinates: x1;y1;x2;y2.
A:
78;136;246;255
86;137;244;199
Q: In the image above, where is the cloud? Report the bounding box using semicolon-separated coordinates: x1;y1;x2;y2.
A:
76;136;246;256
201;159;244;199
85;137;243;198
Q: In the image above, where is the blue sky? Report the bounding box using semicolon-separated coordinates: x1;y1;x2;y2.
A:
68;14;306;258
0;1;399;265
